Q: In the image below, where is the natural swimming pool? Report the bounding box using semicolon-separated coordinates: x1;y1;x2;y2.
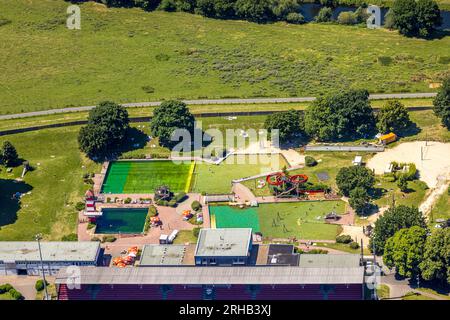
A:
95;208;148;234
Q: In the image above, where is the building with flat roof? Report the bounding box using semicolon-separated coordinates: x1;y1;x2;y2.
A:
56;261;365;300
0;242;101;276
194;228;252;266
139;244;195;266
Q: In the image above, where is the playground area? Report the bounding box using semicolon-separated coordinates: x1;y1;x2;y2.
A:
101;160;194;194
257;201;346;240
191;154;289;194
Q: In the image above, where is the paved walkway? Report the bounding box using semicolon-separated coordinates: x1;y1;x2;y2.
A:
0;93;437;120
381;274;449;300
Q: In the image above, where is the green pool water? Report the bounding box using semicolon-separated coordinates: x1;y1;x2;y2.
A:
95;208;147;234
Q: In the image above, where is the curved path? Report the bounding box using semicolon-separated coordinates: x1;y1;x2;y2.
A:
0;92;437;120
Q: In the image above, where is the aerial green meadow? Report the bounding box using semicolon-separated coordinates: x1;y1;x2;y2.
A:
0;0;449;115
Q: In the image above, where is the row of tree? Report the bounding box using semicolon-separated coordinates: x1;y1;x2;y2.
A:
264;89;415;144
70;0;443;37
369;205;449;285
78;100;195;159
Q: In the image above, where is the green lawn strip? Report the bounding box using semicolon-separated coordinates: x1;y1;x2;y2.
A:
0;99;434;133
429;191;450;226
173;230;198;245
0;126;100;240
192;154;288;194
376;284;391;300
210;205;260;232
1;0;448;114
402;291;436;300
257;201;344;240
416;287;450;300
314;242;370;254
372;178;429;209
36;284;58;300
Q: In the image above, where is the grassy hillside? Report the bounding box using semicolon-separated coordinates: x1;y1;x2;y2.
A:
0;0;449;115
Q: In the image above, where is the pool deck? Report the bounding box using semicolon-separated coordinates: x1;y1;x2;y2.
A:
78;194;208;245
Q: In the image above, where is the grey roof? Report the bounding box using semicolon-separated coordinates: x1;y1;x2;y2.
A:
140;245;188;266
195;228;252;257
55;265;364;285
298;254;361;268
0;242;100;262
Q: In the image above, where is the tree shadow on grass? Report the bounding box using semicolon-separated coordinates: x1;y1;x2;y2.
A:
397;122;421;138
117;127;150;154
0;178;33;227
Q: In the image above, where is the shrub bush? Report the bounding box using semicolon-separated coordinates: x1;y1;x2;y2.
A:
168;199;178;207
61;233;77;241
336;234;353;244
174;192;187;203
286;12;305;24
305;156;317;167
8;288;24;300
337;11;357;25
124;197;132;204
191;200;202;211
91;237;101;242
74;202;85;211
193;227;201;238
35;279;48;292
102;235;117;243
87;222;96;230
148;205;158;217
156;199;169;206
349;241;360;249
315;7;333;22
0;284;13;294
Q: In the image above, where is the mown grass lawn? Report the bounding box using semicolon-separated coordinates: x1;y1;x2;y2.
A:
371;177;429;209
0;0;449;115
429;190;450;225
192;154;288;194
257;201;345;240
0;126;100;240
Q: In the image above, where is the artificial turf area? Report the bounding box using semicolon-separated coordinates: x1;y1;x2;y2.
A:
210;205;261;232
1;0;449;114
191;154;289;194
257;201;345;240
101;160;194;194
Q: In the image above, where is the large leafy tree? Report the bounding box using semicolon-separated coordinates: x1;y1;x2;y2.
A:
420;228;450;284
304;89;375;141
1;141;19;167
336;166;375;197
264;109;304;143
391;0;441;37
349;187;371;215
78;101;130;159
234;0;274;22
271;0;300;20
433;77;450;130
383;226;427;278
150;100;195;148
376;100;412;134
370;205;426;255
